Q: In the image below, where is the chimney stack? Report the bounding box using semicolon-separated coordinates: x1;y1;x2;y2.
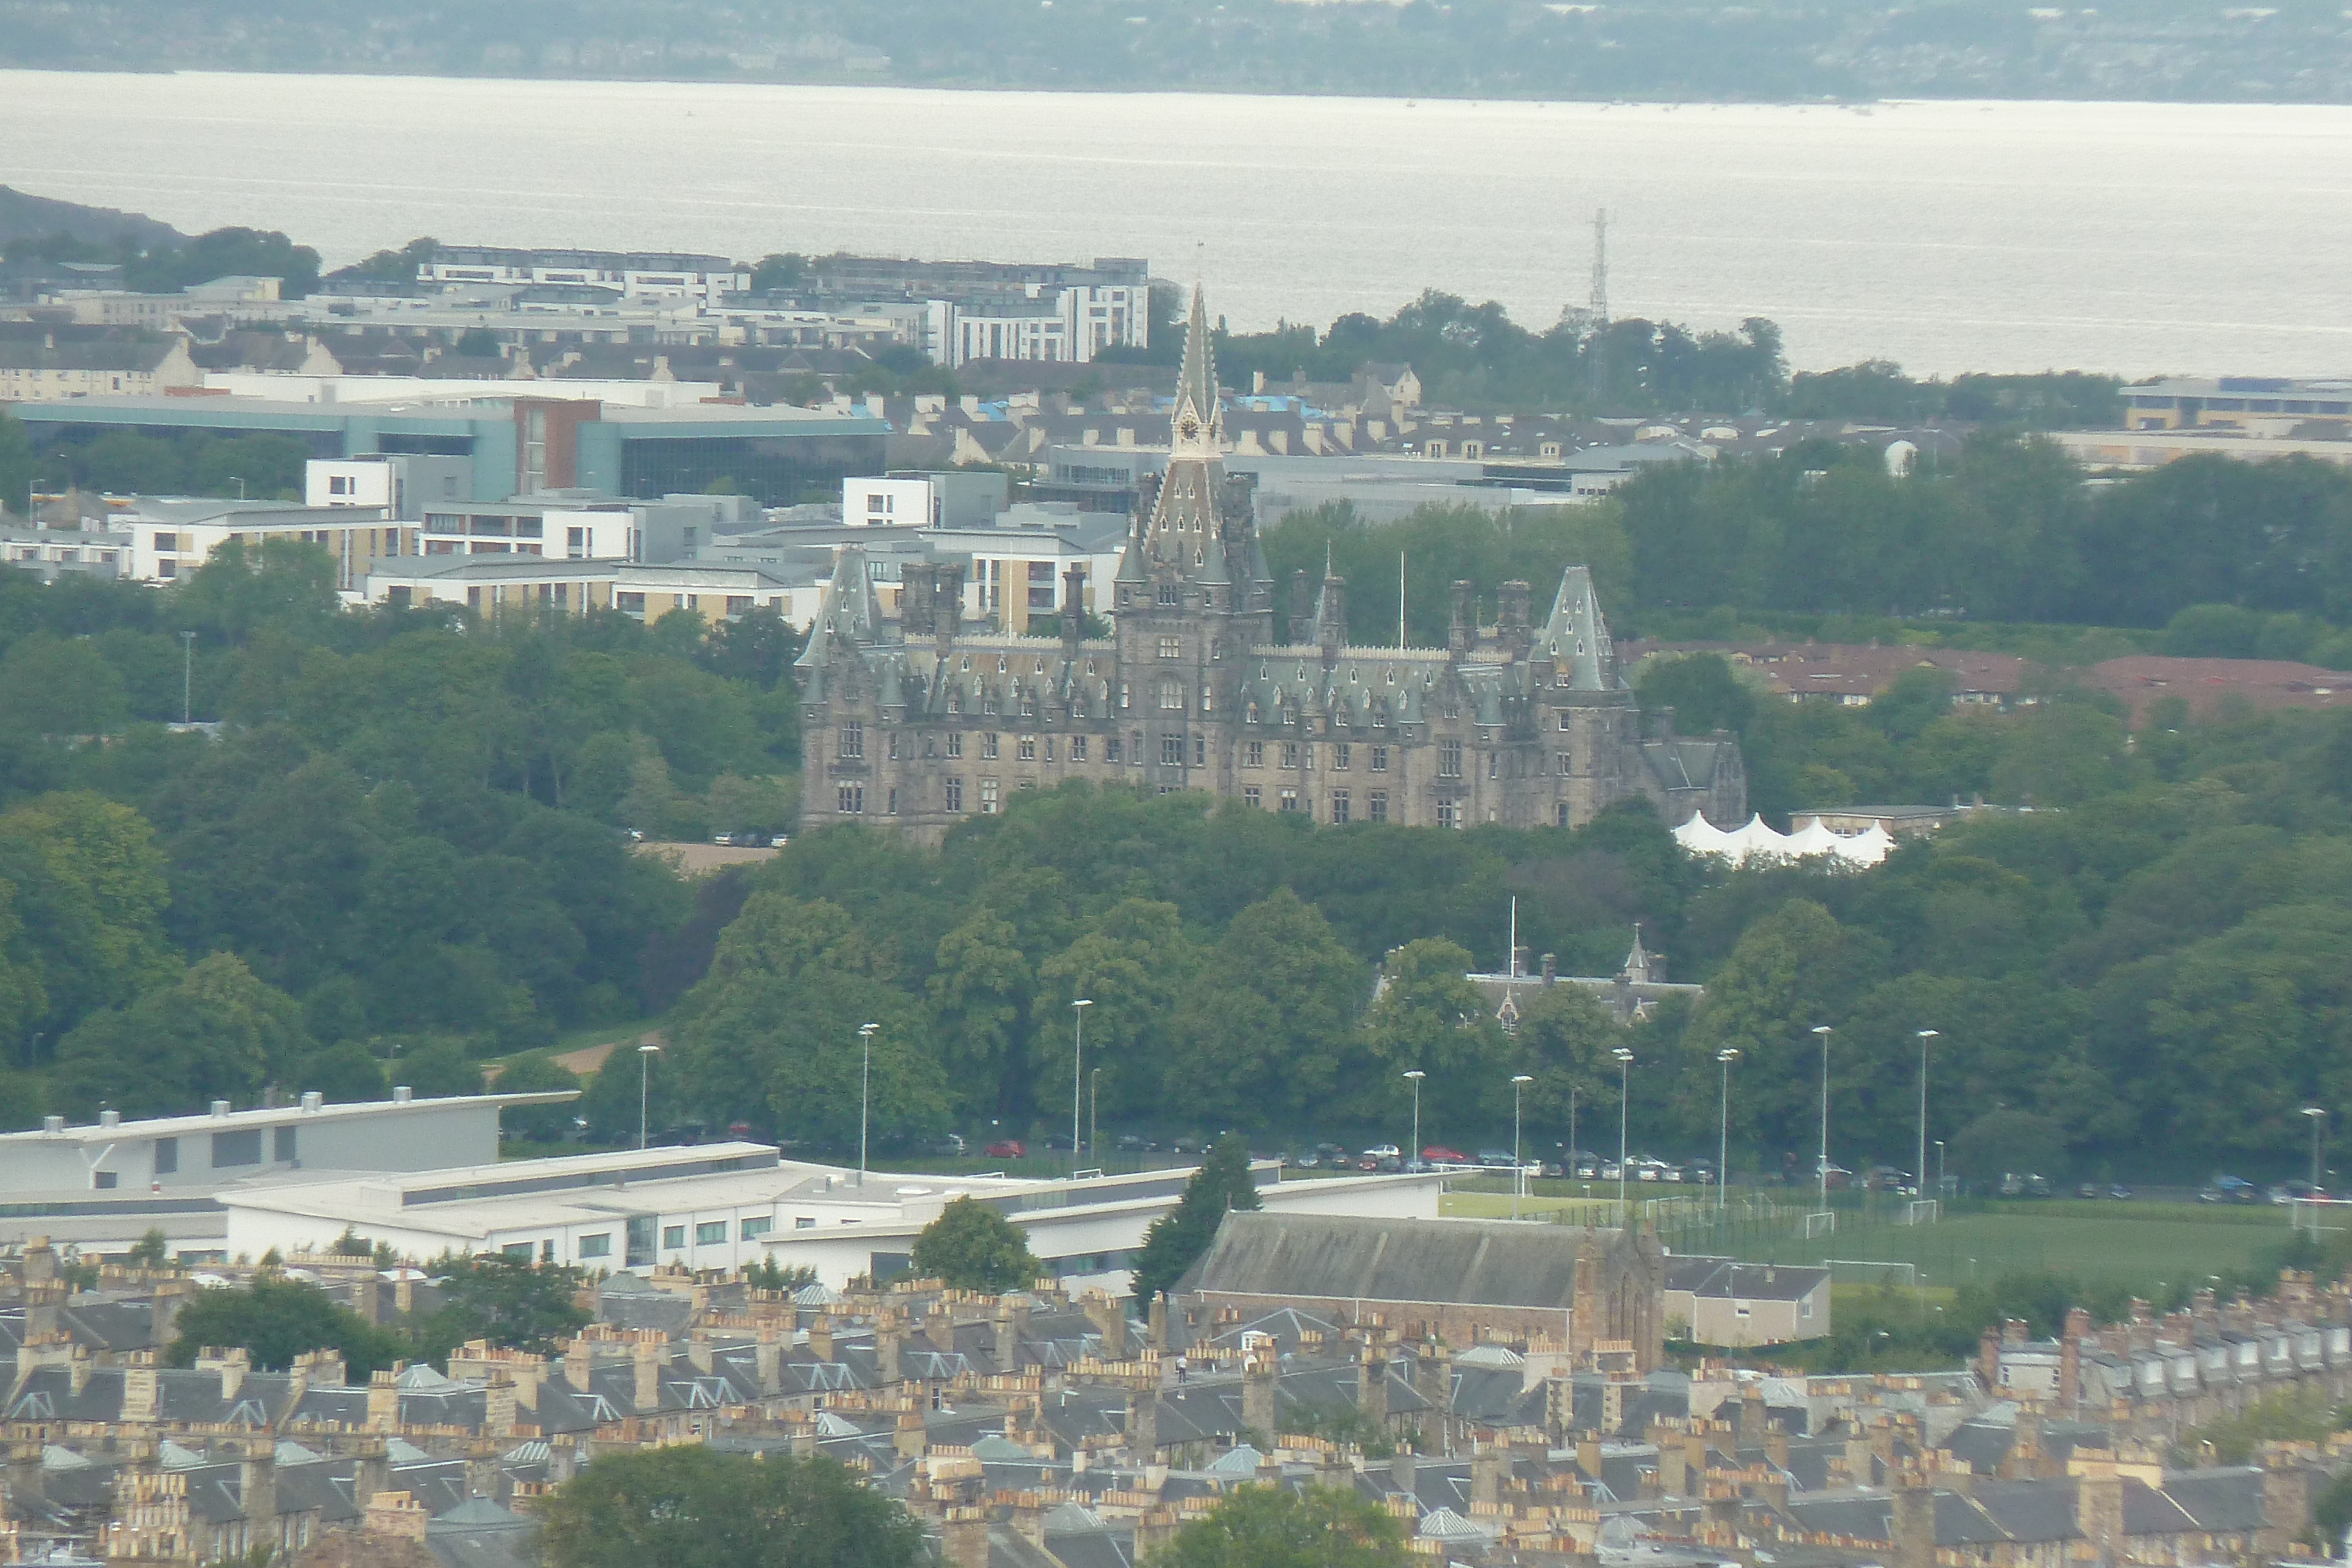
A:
1062;565;1087;652
1126;1388;1158;1462
1499;580;1532;656
900;561;937;639
1358;1342;1389;1427
936;563;964;657
1242;1348;1278;1439
1448;580;1474;656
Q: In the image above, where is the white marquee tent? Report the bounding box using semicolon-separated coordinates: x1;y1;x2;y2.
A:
1673;813;1896;868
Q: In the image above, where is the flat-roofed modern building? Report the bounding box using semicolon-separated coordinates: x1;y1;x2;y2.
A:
2118;376;2352;433
111;497;400;590
0;1088;578;1257
0;1088;578;1196
14;394;888;508
217;1142;1439;1291
363;555;821;626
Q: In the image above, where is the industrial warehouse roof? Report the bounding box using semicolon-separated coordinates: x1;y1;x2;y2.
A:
1181;1211;1613;1310
0;1089;577;1146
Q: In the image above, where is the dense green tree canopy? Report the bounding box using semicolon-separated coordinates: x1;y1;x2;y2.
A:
537;1449;923;1568
166;1274;402;1377
910;1196;1040;1292
1147;1484;1411;1568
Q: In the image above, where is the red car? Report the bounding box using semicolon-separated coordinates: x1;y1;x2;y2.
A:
984;1139;1027;1159
1422;1145;1471;1166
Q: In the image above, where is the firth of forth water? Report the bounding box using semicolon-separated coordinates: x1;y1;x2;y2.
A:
4;71;2350;377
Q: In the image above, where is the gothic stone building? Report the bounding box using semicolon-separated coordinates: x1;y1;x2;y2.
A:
795;288;1745;842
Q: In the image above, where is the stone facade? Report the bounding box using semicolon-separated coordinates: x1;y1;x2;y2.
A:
795;288;1744;842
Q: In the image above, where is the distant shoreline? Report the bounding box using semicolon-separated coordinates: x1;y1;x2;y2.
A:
0;65;2336;112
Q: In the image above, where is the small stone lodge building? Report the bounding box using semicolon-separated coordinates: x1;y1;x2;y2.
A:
795;286;1746;842
1174;1211;1668;1372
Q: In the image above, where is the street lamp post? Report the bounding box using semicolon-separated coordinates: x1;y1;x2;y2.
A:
1071;999;1093;1175
1613;1047;1635;1225
857;1022;879;1186
1716;1048;1740;1213
1568;1083;1579;1186
1936;1139;1947;1196
1402;1070;1425;1168
1511;1074;1534;1219
636;1043;662;1151
2304;1106;2328;1192
1090;1067;1101;1165
1812;1025;1834;1209
1916;1030;1939;1204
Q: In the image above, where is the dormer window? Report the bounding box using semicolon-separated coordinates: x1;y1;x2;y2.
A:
1158;584;1179;606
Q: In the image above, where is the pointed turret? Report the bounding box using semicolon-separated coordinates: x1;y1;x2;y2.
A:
1169;285;1221;457
794;544;884;674
1538;565;1619;691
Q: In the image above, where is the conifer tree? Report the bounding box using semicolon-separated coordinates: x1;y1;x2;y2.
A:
1130;1131;1260;1302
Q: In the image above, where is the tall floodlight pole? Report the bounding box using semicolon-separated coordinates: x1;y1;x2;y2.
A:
1614;1048;1634;1225
1916;1031;1940;1203
1403;1070;1425;1168
1071;999;1092;1174
1716;1048;1740;1213
1511;1075;1534;1219
857;1022;879;1186
1588;208;1611;399
2306;1107;2328;1193
1569;1083;1579;1184
1812;1026;1834;1208
636;1043;661;1151
179;631;196;725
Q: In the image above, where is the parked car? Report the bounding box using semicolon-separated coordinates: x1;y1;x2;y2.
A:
2270;1179;2328;1205
1477;1148;1517;1169
2107;1183;2134;1201
1362;1144;1402;1161
1042;1133;1074;1151
1997;1171;2052;1198
984;1139;1027;1159
1422;1145;1471;1167
2201;1174;2260;1204
1115;1134;1151;1154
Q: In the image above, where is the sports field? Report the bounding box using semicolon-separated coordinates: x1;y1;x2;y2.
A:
1437;1191;2305;1292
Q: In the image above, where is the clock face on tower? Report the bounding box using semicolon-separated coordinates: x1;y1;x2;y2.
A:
1179;417;1199;441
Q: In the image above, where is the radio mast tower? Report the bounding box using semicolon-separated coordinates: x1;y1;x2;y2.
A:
1589;207;1609;326
1586;207;1610;402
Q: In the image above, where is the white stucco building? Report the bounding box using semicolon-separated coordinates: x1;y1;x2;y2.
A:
216;1144;1441;1290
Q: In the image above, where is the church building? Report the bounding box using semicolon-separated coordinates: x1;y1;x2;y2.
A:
794;287;1745;842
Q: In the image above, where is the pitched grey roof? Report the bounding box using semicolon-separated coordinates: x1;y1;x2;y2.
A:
1184;1211;1606;1310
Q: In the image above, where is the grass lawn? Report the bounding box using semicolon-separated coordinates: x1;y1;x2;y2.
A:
1437;1186;2300;1295
1717;1209;2294;1289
